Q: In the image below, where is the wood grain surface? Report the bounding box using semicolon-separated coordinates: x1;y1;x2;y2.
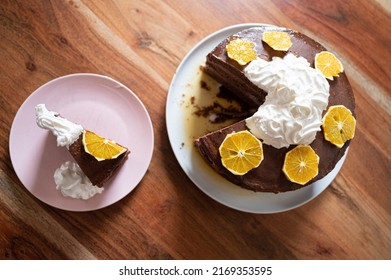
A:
1;0;390;260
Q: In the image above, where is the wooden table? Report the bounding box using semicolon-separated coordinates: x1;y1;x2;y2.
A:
1;0;390;260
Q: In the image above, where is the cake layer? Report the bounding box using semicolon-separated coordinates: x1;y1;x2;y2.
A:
195;26;355;193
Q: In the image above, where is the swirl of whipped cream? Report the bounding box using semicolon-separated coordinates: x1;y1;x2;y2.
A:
35;104;83;148
54;161;103;200
244;54;330;149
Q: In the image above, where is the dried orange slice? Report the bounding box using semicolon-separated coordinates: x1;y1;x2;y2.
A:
282;145;319;185
262;31;292;51
219;130;264;175
315;51;344;80
82;130;127;161
226;39;258;65
322;105;356;148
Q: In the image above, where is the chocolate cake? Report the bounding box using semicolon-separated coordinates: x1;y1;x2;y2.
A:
35;104;129;188
68;134;129;187
194;26;355;193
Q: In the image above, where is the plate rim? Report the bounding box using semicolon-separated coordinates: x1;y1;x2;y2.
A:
9;73;154;211
166;23;347;214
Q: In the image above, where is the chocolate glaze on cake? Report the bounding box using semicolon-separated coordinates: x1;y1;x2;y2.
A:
68;134;129;187
195;26;356;193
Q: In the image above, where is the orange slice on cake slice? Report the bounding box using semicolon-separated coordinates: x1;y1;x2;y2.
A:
83;130;127;161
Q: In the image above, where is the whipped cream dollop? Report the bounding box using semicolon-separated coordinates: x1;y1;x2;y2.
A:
35;104;83;148
54;161;103;200
244;54;330;148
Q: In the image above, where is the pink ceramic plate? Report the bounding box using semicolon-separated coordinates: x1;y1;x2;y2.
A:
9;73;154;211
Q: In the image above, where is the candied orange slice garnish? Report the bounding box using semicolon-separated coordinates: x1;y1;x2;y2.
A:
82;130;127;161
219;130;264;176
282;145;319;185
262;31;292;51
315;51;344;80
322;105;356;148
226;39;258;65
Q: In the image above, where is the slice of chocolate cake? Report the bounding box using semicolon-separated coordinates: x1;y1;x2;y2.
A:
195;26;355;193
68;134;128;187
35;104;129;190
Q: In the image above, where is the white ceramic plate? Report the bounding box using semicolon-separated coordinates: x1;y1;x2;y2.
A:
10;73;154;211
166;23;347;214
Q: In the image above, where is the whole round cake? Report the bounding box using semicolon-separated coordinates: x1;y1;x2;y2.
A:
194;25;356;193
